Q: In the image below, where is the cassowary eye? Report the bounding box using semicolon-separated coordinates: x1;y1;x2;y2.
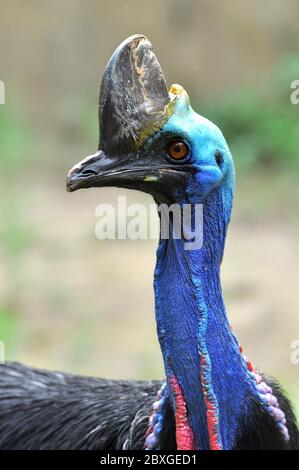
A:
166;141;189;160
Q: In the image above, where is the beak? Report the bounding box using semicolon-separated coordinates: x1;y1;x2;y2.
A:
65;147;189;201
66;34;173;193
66;149;165;192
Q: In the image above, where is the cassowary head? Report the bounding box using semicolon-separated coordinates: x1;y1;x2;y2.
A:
66;34;234;206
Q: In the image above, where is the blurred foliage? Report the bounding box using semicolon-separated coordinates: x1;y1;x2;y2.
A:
0;197;34;259
0;108;36;258
0;108;35;172
0;308;20;359
200;54;299;174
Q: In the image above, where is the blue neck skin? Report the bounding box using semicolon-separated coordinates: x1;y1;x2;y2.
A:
154;184;257;450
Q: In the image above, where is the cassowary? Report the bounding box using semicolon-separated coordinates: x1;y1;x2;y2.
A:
0;34;298;450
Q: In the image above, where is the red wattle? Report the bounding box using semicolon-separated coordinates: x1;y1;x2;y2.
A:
169;375;196;450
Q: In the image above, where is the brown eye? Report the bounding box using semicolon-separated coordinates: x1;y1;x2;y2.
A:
166;141;189;160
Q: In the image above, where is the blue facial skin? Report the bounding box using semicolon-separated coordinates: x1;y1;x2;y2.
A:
173;99;232;197
147;91;258;449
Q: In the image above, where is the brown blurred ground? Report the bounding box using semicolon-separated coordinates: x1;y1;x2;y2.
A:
0;0;298;412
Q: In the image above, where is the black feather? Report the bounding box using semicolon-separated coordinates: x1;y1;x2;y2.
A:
0;362;298;449
235;376;299;449
0;362;161;450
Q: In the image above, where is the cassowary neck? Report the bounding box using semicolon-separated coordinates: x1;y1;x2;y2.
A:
154;186;257;450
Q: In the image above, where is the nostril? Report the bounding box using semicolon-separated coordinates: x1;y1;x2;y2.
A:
81;168;98;176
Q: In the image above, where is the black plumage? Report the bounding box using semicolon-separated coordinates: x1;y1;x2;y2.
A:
0;362;298;449
0;362;174;450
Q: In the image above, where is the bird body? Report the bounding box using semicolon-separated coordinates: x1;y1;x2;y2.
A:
0;34;298;450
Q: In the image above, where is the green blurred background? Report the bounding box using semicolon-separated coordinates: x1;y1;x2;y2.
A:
0;0;299;413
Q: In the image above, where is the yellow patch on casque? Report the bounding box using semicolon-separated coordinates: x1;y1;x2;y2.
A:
169;84;185;96
132;84;189;151
134;96;176;150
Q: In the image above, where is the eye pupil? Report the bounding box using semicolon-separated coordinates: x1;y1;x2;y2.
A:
166;141;189;160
